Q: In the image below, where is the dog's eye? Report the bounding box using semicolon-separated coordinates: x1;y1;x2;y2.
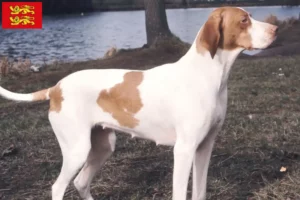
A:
241;17;248;24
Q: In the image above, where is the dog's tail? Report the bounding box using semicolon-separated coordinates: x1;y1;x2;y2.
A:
0;86;51;102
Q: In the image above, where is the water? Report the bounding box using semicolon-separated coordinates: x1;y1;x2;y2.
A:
0;6;299;64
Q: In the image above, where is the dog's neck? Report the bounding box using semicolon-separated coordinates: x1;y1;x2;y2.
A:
179;40;243;91
213;47;244;90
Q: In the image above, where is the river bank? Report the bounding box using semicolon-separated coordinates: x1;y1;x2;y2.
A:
2;6;299;67
2;13;300;77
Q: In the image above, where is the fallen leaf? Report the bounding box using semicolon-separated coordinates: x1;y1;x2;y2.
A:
280;166;287;172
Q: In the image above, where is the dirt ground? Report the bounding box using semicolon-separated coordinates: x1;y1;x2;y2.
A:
1;22;300;200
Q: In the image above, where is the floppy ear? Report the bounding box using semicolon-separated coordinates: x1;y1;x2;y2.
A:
197;14;223;59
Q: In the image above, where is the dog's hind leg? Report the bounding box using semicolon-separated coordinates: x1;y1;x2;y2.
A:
74;126;116;200
49;114;92;200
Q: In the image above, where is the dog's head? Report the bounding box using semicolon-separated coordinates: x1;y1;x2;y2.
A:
197;7;278;58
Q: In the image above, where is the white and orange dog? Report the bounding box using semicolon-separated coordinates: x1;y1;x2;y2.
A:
0;7;277;200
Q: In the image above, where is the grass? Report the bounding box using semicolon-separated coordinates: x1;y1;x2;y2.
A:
0;57;33;78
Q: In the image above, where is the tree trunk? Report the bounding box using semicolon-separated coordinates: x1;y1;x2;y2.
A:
144;0;172;46
182;0;189;8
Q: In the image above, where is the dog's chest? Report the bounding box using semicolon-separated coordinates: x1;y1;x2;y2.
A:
212;89;228;127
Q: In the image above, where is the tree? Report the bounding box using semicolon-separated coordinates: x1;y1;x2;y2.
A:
144;0;172;47
182;0;189;8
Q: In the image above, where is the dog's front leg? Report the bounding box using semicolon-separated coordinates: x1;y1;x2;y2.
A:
192;128;219;200
172;139;197;200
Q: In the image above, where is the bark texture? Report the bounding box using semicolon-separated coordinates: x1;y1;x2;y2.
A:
144;0;172;46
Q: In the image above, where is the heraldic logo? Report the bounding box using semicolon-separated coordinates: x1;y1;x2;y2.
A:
2;2;42;29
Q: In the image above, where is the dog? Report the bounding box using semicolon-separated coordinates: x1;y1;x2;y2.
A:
0;7;277;200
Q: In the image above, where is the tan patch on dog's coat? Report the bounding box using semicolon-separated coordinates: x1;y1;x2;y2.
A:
49;83;64;113
97;71;143;128
32;89;49;101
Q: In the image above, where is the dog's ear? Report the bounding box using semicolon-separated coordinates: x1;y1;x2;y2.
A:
197;13;223;59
